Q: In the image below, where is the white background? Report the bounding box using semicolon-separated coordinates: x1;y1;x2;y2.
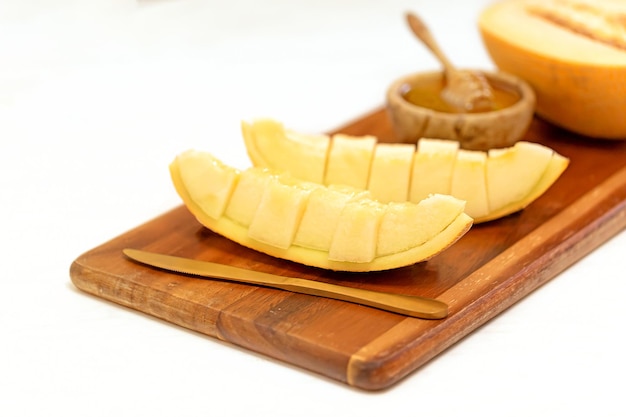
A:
2;1;625;416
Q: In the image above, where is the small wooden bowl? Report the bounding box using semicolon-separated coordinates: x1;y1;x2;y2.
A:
386;70;535;150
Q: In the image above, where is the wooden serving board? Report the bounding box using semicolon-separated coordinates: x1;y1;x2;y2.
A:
71;109;626;390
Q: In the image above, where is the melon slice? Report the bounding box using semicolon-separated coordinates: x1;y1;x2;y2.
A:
224;167;274;227
410;138;459;203
368;143;415;203
176;150;240;220
325;133;377;189
242;119;569;223
170;151;472;272
241;119;330;183
479;151;570;222
377;197;466;257
328;199;386;263
486;141;553;212
248;175;318;249
293;185;370;251
451;150;489;219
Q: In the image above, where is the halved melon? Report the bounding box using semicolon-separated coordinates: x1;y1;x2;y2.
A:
479;0;626;139
170;150;472;272
242;119;569;223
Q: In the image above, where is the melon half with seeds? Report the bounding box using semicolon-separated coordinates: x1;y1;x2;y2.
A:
242;119;569;223
479;0;626;139
170;150;472;272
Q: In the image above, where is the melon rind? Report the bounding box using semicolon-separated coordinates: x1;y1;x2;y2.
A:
170;151;472;272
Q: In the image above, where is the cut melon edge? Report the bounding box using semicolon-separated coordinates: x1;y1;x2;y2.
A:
169;157;472;272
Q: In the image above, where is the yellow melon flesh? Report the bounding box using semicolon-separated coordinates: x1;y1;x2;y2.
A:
225;167;273;227
241;119;330;183
293;185;370;251
410;139;459;203
479;0;626;139
368;143;415;203
325;133;377;189
478;151;570;223
328;199;385;263
176;150;240;220
451;150;490;220
377;196;466;257
170;151;472;272
486;141;553;212
248;175;318;249
242;119;569;223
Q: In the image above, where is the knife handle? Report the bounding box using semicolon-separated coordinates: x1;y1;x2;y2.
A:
278;277;448;319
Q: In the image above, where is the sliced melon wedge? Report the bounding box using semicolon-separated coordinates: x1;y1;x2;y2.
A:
242;119;569;223
170;150;472;272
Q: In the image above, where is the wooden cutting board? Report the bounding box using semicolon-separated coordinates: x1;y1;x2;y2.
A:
70;109;626;390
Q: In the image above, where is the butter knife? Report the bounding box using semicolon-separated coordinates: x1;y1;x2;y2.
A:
123;248;448;319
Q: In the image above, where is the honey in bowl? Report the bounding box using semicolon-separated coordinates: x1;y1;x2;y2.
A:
400;72;520;113
386;70;536;150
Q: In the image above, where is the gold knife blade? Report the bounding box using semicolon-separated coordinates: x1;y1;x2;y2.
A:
122;248;448;319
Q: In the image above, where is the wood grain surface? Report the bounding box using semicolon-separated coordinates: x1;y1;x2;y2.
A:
70;109;626;390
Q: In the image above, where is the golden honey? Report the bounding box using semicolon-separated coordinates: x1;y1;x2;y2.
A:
400;73;520;113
